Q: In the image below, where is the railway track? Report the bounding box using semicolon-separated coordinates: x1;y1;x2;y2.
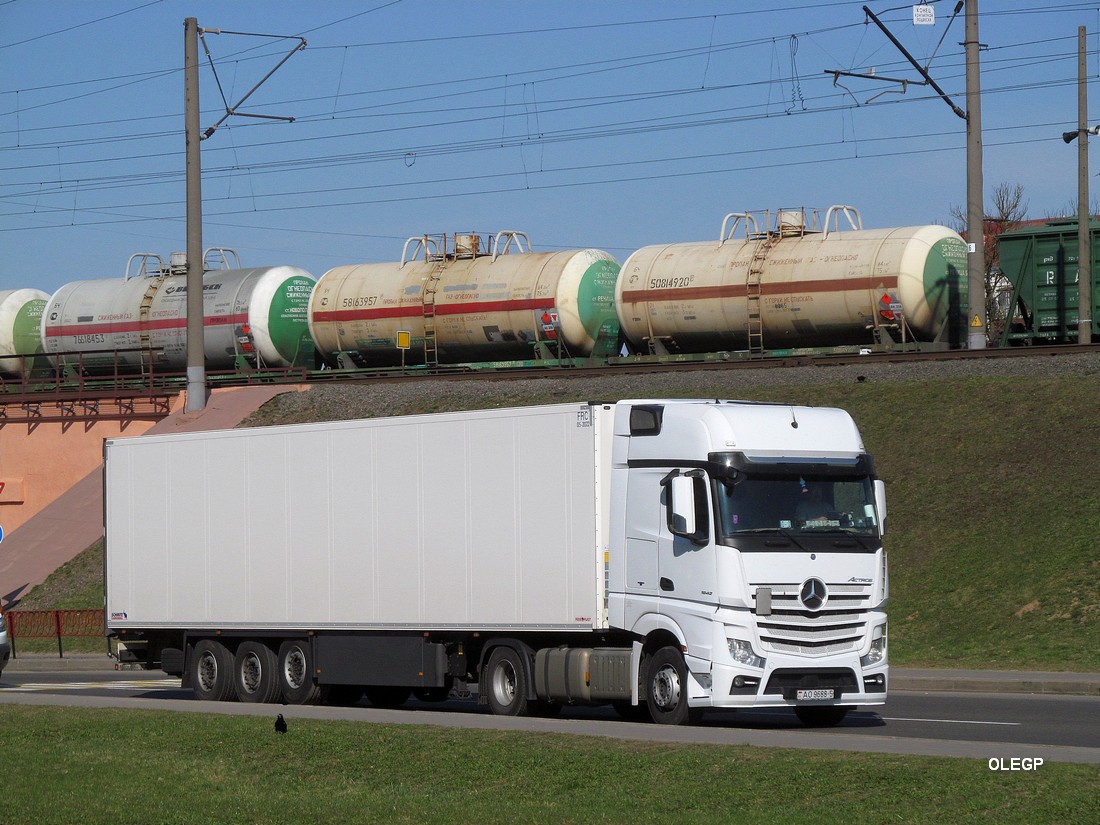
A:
0;343;1096;425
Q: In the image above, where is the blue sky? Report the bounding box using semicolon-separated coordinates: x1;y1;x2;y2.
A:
1;1;1098;293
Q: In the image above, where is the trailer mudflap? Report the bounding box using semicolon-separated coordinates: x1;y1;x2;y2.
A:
161;647;185;676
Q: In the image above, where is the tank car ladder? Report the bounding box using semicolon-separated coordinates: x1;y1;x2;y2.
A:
421;259;446;368
745;233;779;358
126;253;169;373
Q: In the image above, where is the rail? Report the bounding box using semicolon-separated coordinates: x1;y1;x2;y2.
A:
0;342;1096;423
4;609;105;658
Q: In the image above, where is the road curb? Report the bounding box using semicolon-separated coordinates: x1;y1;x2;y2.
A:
891;668;1100;696
3;654;119;674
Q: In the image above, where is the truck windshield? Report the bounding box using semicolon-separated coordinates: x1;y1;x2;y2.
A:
715;473;880;546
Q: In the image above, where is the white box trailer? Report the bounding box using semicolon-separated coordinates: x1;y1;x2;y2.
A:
105;399;888;726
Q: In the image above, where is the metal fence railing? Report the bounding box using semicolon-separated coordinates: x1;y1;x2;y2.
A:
4;609;105;658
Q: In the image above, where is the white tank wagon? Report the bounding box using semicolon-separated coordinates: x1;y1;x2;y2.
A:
0;288;50;375
615;206;968;354
308;231;621;366
41;250;316;372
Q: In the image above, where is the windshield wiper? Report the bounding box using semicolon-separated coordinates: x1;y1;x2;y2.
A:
834;530;879;549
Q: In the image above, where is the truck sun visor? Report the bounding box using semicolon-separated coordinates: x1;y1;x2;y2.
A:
708;451;875;477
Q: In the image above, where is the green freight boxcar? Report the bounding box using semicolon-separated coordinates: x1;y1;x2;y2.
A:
996;218;1099;345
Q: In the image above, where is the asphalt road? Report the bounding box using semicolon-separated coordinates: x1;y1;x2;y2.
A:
1;669;1097;764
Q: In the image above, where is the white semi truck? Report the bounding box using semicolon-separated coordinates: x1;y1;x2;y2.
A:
104;399;888;726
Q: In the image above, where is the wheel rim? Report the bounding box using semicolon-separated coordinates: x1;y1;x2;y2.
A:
283;647;306;690
241;652;261;695
197;651;218;692
491;659;517;708
651;664;681;710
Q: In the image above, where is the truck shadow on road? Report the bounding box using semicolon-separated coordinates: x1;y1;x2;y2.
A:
145;690;886;730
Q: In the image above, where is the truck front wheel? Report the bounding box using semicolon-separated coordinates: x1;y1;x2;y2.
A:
485;647;529;717
645;646;693;725
234;641;280;704
192;639;236;702
277;640;323;705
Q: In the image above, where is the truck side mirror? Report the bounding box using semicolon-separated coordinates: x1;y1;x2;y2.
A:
874;479;887;536
667;472;709;545
670;476;696;535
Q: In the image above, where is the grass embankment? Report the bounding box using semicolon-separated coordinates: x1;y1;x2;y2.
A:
1;705;1095;825
6;539;106;655
15;373;1100;669
833;376;1100;670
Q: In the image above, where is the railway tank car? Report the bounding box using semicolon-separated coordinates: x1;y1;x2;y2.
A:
0;288;50;375
615;206;968;355
308;231;621;367
41;249;316;373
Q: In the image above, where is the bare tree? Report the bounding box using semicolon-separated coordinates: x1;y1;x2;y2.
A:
950;182;1028;341
1045;198;1100;219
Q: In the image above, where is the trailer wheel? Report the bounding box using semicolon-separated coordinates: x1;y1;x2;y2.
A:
485;647;529;717
277;640;323;705
644;646;692;725
192;639;236;702
233;641;280;704
794;705;851;727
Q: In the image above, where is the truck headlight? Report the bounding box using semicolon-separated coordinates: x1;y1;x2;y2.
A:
860;624;887;666
728;638;764;669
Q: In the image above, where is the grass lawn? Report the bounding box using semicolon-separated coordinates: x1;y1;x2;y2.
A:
2;705;1097;825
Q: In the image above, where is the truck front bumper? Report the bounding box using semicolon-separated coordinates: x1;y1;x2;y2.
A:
704;656;887;710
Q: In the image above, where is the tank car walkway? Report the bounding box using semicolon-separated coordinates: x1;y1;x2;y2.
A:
0;385;304;609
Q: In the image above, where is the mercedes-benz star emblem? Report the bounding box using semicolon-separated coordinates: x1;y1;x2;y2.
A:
800;577;827;610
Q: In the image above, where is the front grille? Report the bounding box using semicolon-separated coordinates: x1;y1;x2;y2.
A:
753;581;871;656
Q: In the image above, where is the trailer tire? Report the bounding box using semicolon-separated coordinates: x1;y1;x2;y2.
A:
277;640;323;705
485;647;530;717
644;646;692;725
233;641;280;704
192;639;236;702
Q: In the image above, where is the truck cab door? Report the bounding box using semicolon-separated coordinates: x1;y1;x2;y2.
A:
624;467;663;599
658;469;717;606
